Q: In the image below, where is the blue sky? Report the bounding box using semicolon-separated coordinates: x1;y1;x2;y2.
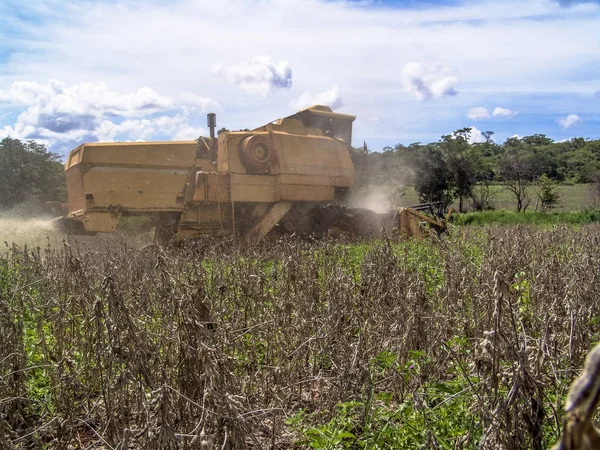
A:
0;0;599;155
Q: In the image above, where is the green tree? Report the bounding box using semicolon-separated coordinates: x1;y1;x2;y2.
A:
353;133;600;211
499;148;536;213
536;174;560;211
0;138;66;212
440;128;481;212
562;147;600;183
351;144;370;191
522;134;554;147
410;144;456;206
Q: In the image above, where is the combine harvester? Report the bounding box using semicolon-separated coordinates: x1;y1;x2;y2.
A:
49;106;449;243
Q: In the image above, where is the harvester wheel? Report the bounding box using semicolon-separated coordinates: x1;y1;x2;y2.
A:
310;206;358;240
326;217;356;239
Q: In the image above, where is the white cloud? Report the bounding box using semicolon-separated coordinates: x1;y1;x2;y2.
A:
95;114;206;142
402;62;458;101
0;0;599;150
210;57;292;97
468;106;517;120
290;86;343;110
467;107;490;120
557;114;582;128
0;80;173;116
467;126;487;144
182;94;222;112
173;126;206;141
492;107;518;118
0;80;213;147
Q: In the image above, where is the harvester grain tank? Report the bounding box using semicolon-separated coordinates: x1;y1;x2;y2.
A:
52;105;447;242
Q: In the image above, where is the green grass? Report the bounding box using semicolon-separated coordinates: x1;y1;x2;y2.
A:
454;209;600;226
478;183;594;212
372;183;596;213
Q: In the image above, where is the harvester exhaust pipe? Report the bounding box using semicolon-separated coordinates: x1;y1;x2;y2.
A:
207;113;216;139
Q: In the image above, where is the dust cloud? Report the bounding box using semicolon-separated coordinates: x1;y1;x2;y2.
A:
348;187;390;213
0;215;58;249
0;209;153;252
347;185;409;213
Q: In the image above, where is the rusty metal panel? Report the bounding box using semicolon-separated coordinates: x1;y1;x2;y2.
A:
279;174;353;187
84;193;186;211
65;166;85;214
244;201;292;242
80;211;121;233
217;133;230;173
192;172;230;202
230;173;277;202
193;173;208;202
231;185;278;202
65;141;197;214
81;167;190;210
181;204;229;224
178;203;233;239
195;159;216;172
272;133;354;182
66;146;83;168
80;141;196;167
219;133;247;174
231;174;276;186
280;185;334;202
208;173;230;202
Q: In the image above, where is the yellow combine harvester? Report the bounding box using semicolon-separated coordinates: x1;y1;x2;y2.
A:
50;105;448;243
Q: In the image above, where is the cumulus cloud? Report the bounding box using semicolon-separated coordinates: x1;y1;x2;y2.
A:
210;57;292;97
173;126;207;141
557;114;582;128
492;107;518;118
181;94;221;112
467;107;490;121
402;62;458;101
0;1;598;148
290;86;343;110
0;80;173;116
0;80;216;149
467;127;487;144
467;106;518;120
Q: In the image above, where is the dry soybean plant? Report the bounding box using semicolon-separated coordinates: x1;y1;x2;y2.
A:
552;342;600;450
1;225;600;448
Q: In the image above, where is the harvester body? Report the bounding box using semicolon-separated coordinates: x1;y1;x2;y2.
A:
60;106;366;241
56;105;447;242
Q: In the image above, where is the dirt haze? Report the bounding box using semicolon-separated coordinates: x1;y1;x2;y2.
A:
0;216;58;249
348;185;410;213
0;214;153;251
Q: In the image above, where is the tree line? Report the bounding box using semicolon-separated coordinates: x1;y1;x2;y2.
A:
2;131;600;215
0;137;66;213
352;129;600;212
